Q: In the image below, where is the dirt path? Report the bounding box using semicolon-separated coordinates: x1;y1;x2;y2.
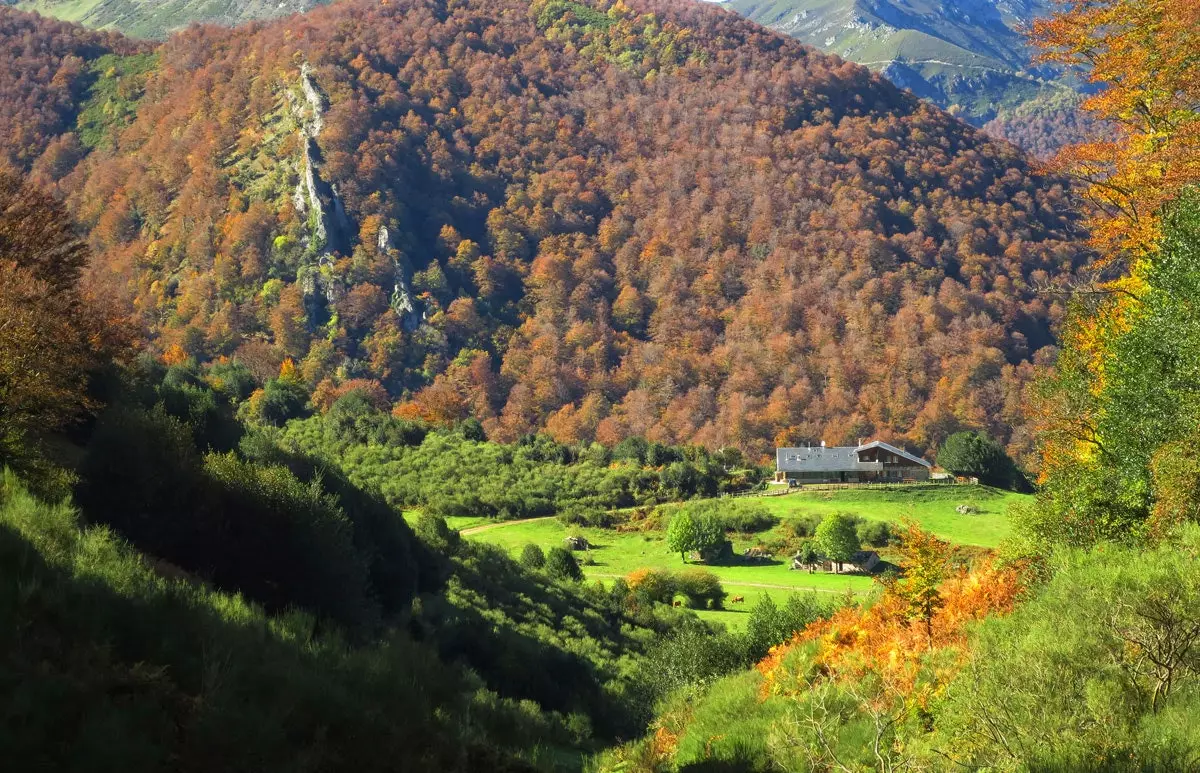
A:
585;572;852;595
459;516;556;535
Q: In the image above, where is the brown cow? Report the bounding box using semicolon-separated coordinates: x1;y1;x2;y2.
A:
731;595;745;604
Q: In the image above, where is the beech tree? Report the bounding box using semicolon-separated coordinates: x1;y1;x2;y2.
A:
0;173;98;469
814;514;860;572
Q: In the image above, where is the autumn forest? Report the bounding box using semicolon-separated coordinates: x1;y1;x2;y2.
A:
0;0;1090;462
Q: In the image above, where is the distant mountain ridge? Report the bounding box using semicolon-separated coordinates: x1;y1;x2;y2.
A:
9;0;322;38
725;0;1078;130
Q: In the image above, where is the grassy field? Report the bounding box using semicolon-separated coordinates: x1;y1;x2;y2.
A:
750;484;1025;547
417;484;1027;630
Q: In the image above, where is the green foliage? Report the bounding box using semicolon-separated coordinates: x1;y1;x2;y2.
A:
278;408;735;521
545;546;583;581
666;510;698;561
794;539;820;565
743;593;833;662
256;377;310;426
675;568;726;610
855;519;894;547
520;542;546;569
75;53;158;150
932;528;1200;769
814;513;861;566
533;0;612;32
666;507;726;562
414;512;462;555
0;470;566;771
1026;195;1200;551
936;431;1024;489
631;619;746;701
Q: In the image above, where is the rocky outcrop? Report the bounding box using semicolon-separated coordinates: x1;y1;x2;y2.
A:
377;225;423;333
290;63;351;260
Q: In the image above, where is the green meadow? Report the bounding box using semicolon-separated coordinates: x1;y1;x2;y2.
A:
435;484;1025;629
752;484;1024;547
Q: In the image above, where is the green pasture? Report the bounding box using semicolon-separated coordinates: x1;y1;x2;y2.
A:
751;484;1026;547
415;484;1026;629
456;516;874;629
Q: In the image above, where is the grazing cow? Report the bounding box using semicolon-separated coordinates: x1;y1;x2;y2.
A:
731;595;745;604
672;600;682;607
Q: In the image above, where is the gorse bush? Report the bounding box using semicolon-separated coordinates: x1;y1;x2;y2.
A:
933;528;1200;770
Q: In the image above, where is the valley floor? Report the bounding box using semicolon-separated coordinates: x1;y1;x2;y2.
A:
426;484;1026;630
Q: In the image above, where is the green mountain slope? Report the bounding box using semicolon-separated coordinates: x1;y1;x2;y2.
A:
12;0;323;38
725;0;1075;126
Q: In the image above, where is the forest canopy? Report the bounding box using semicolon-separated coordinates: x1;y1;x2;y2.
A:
0;0;1090;463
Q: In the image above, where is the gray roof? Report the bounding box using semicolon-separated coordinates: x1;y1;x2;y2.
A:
776;440;930;473
855;440;932;468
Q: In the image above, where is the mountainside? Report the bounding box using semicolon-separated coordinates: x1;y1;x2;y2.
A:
0;0;1088;461
725;0;1082;138
9;0;321;39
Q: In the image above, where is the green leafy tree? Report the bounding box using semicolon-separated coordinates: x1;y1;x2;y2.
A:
520;543;546;569
815;513;861;571
256;377;310;426
692;511;726;562
936;431;1022;489
667;511;698;562
546;546;582;581
795;539;821;567
744;594;783;661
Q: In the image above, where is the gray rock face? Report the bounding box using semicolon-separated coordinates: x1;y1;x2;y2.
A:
291;63;350;260
377;225;423;333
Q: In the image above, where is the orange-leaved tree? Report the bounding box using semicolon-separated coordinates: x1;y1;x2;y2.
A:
1025;0;1200;547
1032;0;1200;258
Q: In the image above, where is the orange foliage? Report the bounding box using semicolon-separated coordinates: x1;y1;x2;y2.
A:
757;531;1023;703
0;0;1094;464
162;344;188;366
1031;0;1200;256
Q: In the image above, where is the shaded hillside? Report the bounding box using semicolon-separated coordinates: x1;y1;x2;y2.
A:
0;0;1088;461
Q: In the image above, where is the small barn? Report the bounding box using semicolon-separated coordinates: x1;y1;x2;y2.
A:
791;550;880;574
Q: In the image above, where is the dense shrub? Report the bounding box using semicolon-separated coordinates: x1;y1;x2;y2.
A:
279;409;741;521
627;568;678;605
545;546;583;581
254;377;310;426
0;471;560;772
787;514;823;538
932;528;1200;769
676;568;727;610
856;520;895;547
520;543;546;569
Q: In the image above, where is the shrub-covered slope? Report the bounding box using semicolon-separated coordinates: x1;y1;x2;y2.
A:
0;0;1088;462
